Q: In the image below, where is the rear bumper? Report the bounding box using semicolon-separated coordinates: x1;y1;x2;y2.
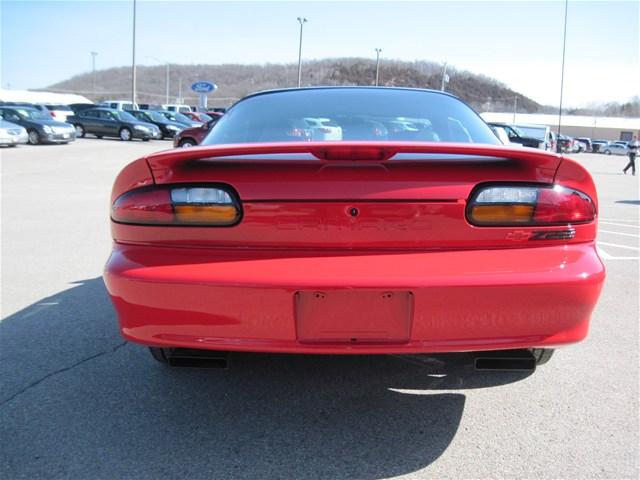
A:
104;243;605;354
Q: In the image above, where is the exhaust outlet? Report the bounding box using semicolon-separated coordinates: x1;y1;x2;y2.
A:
166;348;230;369
474;349;536;371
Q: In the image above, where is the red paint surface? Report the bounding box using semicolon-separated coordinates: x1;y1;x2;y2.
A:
104;142;605;353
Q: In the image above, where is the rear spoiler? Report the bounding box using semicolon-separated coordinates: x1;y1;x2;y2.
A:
147;141;561;165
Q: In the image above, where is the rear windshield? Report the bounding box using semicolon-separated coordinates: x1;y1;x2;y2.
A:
45;105;72;111
203;88;500;145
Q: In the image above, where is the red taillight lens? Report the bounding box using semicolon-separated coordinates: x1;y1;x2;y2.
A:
467;184;595;226
112;186;241;226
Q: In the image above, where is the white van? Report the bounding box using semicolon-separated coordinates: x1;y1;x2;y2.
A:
99;100;139;111
162;104;193;113
512;124;555;151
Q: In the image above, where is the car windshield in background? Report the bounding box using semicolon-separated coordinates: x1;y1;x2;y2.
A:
149;111;170;122
515;126;546;140
113;111;138;122
203;88;500;145
15;108;51;120
163;112;193;123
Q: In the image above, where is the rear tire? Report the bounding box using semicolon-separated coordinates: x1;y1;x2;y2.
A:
530;348;554;366
119;127;132;141
179;138;197;148
604;149;611;155
142;138;150;142
149;347;169;364
96;135;103;139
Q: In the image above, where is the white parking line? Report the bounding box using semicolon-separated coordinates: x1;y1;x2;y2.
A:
599;221;640;229
599;229;640;238
597;241;640;251
597;245;639;261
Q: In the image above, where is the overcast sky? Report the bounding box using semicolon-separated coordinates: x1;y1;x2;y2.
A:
1;0;638;107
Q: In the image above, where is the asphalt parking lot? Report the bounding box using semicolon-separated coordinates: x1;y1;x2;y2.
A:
1;140;638;479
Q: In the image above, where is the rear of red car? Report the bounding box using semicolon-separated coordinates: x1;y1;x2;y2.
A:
104;88;604;365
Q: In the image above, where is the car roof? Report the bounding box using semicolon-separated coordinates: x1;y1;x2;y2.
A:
240;86;461;102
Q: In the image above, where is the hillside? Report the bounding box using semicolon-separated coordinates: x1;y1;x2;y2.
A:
47;58;541;112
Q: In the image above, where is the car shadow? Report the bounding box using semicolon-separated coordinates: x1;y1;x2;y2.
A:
615;200;640;205
0;278;532;479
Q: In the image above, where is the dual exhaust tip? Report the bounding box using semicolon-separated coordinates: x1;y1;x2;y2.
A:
161;348;538;371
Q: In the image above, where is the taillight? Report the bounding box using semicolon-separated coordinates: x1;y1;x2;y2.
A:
467;184;595;226
112;185;241;226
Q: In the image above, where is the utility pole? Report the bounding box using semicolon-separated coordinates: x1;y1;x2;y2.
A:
178;78;183;104
164;63;170;104
296;17;307;87
557;0;569;140
440;62;449;91
374;48;382;86
90;51;98;98
513;96;518;122
131;0;137;105
148;56;171;104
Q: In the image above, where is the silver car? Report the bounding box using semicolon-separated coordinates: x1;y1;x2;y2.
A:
603;142;629;155
0;119;28;147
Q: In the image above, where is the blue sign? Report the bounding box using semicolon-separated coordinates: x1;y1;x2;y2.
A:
191;81;217;93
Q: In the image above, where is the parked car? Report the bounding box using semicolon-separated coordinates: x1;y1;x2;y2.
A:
488;122;543;149
592;139;608;153
163;104;192;113
303;117;343;141
556;134;577;153
0;119;28;147
42;104;74;122
575;137;592;153
129;110;185;139
173;116;221;147
512;123;554;151
181;111;213;123
0;106;75;145
105;87;604;370
157;110;202;128
68;103;96;114
99;100;139;111
603;142;629;155
68;107;161;141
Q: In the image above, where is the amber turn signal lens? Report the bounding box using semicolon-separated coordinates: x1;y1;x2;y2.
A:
174;205;239;225
470;205;534;224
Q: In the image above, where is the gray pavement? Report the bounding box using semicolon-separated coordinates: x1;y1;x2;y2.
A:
1;141;638;479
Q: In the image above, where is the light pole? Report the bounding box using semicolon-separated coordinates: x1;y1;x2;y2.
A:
440;62;449;91
131;0;137;105
90;51;98;97
513;95;518;122
148;56;170;104
296;17;307;87
374;48;382;86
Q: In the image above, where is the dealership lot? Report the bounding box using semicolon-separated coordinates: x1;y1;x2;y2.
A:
1;141;638;478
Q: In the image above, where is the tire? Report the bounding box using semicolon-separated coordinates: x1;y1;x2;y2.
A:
96;135;103;139
604;149;611;155
27;129;40;145
119;127;132;141
530;348;554;366
149;347;169;364
142;138;150;142
179;138;197;148
74;124;85;138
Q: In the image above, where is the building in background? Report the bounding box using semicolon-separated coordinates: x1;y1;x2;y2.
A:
481;112;640;141
0;89;91;105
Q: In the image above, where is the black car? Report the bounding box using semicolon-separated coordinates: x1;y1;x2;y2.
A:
67;108;161;141
129;110;184;139
0;106;76;145
488;122;544;149
155;110;202;128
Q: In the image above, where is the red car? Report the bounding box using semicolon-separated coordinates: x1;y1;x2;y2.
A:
173;112;224;148
105;87;605;370
181;111;213;123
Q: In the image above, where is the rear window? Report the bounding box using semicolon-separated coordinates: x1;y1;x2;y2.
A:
203;88;499;145
514;125;547;141
45;105;72;111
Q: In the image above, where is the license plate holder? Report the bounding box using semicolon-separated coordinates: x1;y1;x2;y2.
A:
295;290;413;344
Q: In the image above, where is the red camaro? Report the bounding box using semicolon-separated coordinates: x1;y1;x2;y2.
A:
104;87;605;370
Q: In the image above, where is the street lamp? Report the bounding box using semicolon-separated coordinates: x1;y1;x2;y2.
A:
296;17;307;88
148;56;170;104
440;62;449;91
90;51;98;97
131;0;137;105
374;48;382;86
